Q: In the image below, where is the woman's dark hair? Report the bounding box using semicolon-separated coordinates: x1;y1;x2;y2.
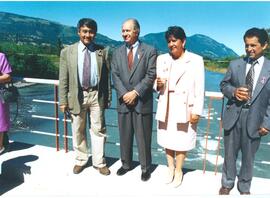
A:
165;26;186;42
77;18;97;33
244;28;269;46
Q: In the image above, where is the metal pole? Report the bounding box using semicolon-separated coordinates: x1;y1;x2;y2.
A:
215;97;225;175
54;85;59;151
64;112;68;153
203;97;212;173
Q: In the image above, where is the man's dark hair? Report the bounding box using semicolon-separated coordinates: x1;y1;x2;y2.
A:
77;18;97;33
165;26;186;42
244;28;269;46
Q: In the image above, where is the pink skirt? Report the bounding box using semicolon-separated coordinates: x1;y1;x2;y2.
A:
0;101;10;132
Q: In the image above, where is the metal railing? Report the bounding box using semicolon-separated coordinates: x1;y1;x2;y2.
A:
11;77;270;178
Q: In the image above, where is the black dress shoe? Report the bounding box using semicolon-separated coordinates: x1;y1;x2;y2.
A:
116;167;130;176
141;171;151;181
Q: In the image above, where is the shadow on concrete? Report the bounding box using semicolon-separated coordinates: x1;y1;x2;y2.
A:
0;155;39;196
106;156;119;168
0;142;34;156
83;156;158;174
8;141;35;152
83;156;119;169
183;167;196;175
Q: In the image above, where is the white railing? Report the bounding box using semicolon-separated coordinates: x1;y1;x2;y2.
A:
14;77;269;176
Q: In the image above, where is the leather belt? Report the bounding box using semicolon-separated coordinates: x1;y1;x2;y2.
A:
242;103;251;109
82;85;98;92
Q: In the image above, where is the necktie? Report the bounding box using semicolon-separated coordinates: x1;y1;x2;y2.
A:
82;48;91;89
245;60;257;98
128;46;133;70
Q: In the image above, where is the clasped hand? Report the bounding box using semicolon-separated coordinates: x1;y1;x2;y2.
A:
234;87;250;101
123;90;138;105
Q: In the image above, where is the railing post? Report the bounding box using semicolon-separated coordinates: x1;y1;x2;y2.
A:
215;97;225;175
203;97;212;173
54;84;60;151
63;113;68;153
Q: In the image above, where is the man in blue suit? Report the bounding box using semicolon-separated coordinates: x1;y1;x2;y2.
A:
219;28;269;195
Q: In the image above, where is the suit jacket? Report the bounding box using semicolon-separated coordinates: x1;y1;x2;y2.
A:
220;57;270;139
111;42;157;114
154;51;205;123
59;42;111;114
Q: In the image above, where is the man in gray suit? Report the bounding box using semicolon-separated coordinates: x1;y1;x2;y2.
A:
111;18;157;181
59;18;111;176
219;28;269;195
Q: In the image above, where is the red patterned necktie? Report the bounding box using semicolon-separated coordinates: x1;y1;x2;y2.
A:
82;48;91;89
127;46;133;70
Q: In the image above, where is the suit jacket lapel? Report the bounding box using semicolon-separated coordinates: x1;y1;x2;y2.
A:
174;52;192;86
252;58;270;102
238;59;247;87
94;45;103;82
120;45;130;76
71;43;79;82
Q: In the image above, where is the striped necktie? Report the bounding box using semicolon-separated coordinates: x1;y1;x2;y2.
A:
82;48;91;89
245;60;257;98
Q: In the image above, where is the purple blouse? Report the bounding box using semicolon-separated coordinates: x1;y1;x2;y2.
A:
0;52;12;132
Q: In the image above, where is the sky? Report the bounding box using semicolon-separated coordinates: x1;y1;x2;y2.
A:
0;1;270;55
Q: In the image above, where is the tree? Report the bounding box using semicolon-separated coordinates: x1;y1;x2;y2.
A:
56;37;63;56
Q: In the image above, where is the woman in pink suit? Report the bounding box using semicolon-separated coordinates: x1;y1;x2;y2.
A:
0;53;12;154
155;26;205;187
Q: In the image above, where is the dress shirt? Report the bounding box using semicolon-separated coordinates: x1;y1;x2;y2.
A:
126;41;139;61
78;41;98;87
246;56;264;94
126;41;140;96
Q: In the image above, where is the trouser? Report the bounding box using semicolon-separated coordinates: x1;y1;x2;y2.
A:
221;108;260;193
118;111;152;173
71;90;106;168
3;132;9;146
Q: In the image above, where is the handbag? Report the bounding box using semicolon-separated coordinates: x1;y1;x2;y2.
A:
0;81;19;103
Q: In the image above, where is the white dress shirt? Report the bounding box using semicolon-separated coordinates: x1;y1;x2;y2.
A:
126;41;139;61
246;56;264;94
78;41;98;87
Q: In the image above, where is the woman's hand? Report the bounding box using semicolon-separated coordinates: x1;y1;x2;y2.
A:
0;73;11;84
190;114;200;124
156;77;167;91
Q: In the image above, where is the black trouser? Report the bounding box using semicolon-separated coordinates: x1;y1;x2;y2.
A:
118;111;152;173
3;132;9;146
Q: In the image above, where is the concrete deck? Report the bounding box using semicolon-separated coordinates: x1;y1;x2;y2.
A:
1;142;270;197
